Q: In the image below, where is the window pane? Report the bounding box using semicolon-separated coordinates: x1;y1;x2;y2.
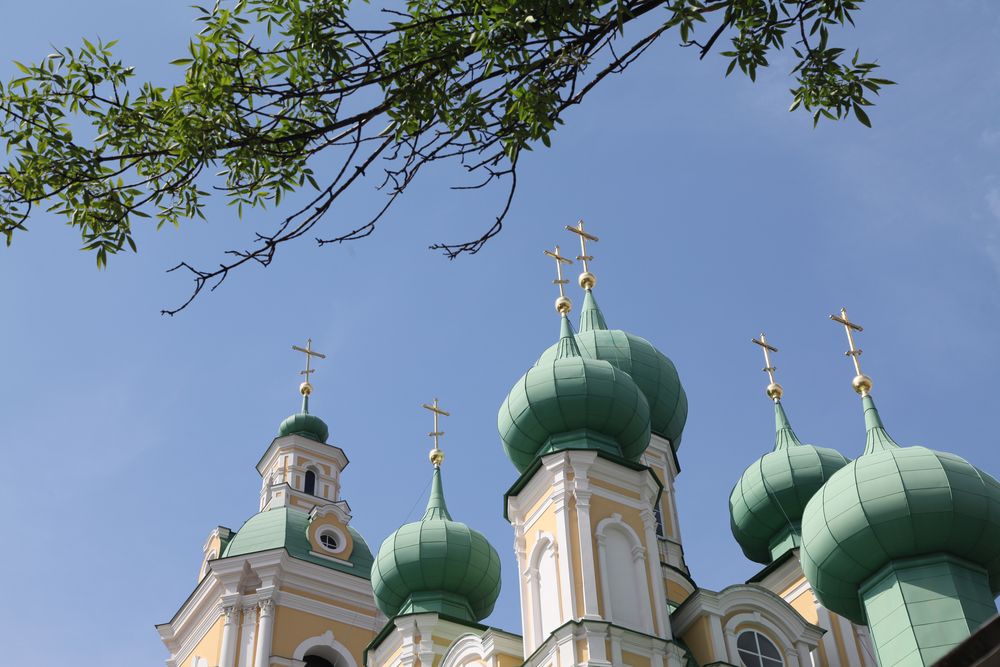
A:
737;633;757;651
758;635;781;659
737;651;762;667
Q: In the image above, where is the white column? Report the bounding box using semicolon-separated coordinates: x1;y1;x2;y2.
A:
253;598;275;667
239;603;258;667
218;604;240;667
573;489;601;619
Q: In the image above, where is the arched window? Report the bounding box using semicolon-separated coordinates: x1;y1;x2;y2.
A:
603;525;645;631
737;631;783;667
304;469;317;495
536;543;560;638
304;657;334;667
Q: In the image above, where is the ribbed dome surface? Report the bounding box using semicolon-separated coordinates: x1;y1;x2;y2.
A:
730;401;849;564
800;396;1000;623
371;468;501;622
500;316;651;473
278;394;329;443
537;290;686;448
278;411;329;443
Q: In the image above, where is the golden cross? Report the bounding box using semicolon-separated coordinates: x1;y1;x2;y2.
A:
292;338;327;393
565;220;599;275
830;307;874;395
421;398;450;466
829;308;864;375
751;333;779;385
543;245;574;314
751;332;783;401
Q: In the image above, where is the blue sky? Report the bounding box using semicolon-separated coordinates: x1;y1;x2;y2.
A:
2;2;1000;665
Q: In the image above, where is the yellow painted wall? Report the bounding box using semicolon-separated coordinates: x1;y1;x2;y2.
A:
182;616;224;667
270;605;375;664
678;616;717;666
622;650;651;667
589;478;641;500
665;577;692;606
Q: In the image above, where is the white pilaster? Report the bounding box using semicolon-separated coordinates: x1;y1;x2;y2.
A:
640;505;671;639
573;488;601;619
239;603;258;667
550;473;578;622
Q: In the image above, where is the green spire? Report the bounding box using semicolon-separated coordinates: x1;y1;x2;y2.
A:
862;394;900;454
555;315;582;359
579;288;608;332
422;466;452;521
773;401;803;451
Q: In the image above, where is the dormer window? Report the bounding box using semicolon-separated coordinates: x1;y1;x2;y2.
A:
320;532;338;551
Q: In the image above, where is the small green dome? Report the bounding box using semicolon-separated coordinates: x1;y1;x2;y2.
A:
801;396;1000;623
730;401;849;564
500;315;652;473
222;507;374;577
537;290;687;448
278;395;329;443
372;467;501;622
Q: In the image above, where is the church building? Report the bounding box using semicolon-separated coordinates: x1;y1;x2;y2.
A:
157;222;1000;667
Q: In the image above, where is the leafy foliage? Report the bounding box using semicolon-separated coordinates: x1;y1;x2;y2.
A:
0;0;891;312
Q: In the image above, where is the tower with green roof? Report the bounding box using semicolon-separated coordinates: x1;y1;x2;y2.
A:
800;309;1000;666
365;400;511;666
730;333;850;564
499;238;693;665
158;339;382;667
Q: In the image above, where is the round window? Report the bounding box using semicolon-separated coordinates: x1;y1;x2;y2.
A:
319;532;339;552
737;631;783;667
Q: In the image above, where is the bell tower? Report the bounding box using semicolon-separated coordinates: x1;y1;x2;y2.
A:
498;242;689;667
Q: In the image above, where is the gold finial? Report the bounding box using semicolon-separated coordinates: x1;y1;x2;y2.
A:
543;245;574;314
565;219;599;289
291;338;327;396
829;307;873;396
421;398;450;467
751;333;783;401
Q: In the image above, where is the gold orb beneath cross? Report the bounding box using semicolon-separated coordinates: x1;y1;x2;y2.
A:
578;272;596;289
766;382;783;401
555;296;572;315
300;381;313;396
852;374;873;396
429;448;445;466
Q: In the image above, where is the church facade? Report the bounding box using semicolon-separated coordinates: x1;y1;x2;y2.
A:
157;225;1000;667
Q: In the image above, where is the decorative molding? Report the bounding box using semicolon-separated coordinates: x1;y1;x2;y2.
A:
292;629;359;667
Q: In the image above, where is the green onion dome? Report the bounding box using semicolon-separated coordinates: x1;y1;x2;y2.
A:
278;394;329;443
800;396;1000;623
371;466;501;622
536;290;686;449
729;400;849;564
499;315;652;474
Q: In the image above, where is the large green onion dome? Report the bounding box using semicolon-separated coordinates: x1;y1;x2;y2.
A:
800;396;1000;623
536;290;686;449
730;400;849;564
371;465;501;623
499;314;652;474
278;393;329;443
